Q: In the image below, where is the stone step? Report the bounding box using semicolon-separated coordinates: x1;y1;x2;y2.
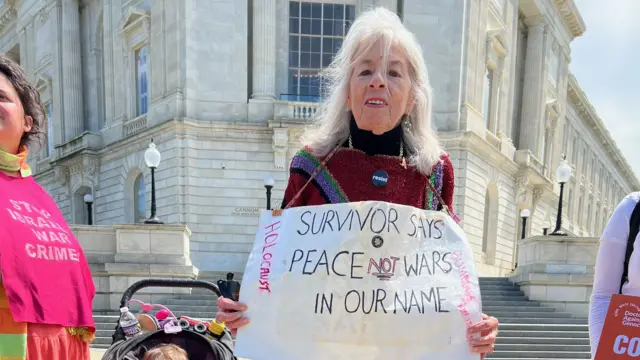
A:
169;295;220;301
164;298;218;306
91;342;111;349
498;330;589;339
494;343;591;352
482;295;529;301
157;304;217;312
490;311;573;319
486;350;590;359
483;306;553;313
498;317;587;325
479;277;513;282
487;358;590;360
482;300;542;306
497;337;590;345
481;289;524;296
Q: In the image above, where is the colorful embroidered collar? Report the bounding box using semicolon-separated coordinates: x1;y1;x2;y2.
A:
0;146;32;177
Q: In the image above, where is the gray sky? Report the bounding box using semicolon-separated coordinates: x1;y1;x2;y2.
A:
571;0;640;181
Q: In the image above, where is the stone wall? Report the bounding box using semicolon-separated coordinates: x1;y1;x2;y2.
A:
73;224;198;311
510;235;598;317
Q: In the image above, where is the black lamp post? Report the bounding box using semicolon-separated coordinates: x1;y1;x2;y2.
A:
550;155;572;236
144;139;163;224
520;209;530;239
84;193;93;225
264;177;274;210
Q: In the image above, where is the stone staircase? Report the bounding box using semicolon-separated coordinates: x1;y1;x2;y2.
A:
91;277;591;359
482;277;590;360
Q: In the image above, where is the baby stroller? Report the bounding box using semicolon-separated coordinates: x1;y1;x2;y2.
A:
101;279;237;360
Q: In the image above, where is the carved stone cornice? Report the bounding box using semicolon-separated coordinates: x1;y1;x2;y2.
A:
0;0;18;36
567;74;640;191
552;0;586;39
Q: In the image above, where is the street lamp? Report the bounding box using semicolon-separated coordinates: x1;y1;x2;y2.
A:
264;177;274;210
520;209;530;239
550;155;572;236
83;193;93;225
144;139;163;224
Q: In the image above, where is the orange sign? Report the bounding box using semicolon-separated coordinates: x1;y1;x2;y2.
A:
595;294;640;359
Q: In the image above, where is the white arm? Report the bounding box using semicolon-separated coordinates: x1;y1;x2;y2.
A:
589;195;638;357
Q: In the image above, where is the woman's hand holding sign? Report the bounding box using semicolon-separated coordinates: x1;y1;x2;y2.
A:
468;313;499;359
216;297;249;336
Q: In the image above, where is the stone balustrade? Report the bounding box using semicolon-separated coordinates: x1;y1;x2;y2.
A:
273;100;318;121
509;235;598;317
72;224;198;311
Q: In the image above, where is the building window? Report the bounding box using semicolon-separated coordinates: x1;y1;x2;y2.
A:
288;1;355;102
136;45;149;116
582;148;588;174
133;173;146;223
46;103;54;157
482;68;493;126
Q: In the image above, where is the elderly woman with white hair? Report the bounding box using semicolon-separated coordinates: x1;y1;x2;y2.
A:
217;6;499;357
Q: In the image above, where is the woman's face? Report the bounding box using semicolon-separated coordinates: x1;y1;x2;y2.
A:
0;73;31;154
347;41;413;135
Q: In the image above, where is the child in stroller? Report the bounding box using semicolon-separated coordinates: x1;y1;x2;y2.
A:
143;344;188;360
101;279;237;360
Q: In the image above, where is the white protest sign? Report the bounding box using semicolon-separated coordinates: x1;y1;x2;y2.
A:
235;201;482;360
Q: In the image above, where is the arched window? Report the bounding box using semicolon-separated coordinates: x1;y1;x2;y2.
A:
133;173;146;223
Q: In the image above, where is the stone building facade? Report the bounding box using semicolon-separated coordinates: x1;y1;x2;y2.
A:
0;0;636;276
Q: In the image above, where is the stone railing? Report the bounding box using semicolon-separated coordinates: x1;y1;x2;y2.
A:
485;131;501;149
72;224;198;311
514;149;548;181
123;115;148;137
510;235;598;317
274;100;319;121
55;132;102;160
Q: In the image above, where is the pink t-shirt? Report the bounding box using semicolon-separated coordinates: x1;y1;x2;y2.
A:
0;172;95;329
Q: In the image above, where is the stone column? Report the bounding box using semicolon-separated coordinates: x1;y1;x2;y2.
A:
61;0;84;141
518;17;545;155
251;0;277;100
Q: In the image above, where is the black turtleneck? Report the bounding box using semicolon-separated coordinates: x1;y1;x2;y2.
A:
342;115;404;156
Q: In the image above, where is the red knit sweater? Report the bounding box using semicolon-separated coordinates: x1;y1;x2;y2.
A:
282;147;455;212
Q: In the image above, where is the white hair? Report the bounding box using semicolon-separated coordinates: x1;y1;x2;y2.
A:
300;6;443;175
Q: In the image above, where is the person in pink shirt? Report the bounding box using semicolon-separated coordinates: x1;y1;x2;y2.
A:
0;55;96;359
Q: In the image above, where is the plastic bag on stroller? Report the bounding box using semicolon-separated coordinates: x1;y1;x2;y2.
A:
101;279;236;360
